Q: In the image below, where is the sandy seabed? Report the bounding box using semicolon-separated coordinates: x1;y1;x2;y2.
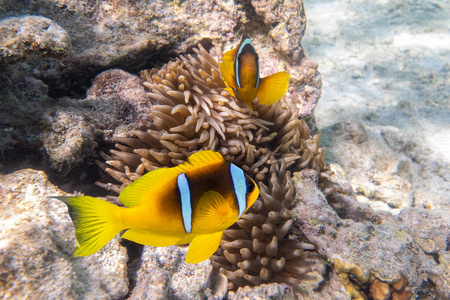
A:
302;0;449;210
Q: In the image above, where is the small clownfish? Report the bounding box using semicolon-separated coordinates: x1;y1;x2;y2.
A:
54;151;259;264
219;35;291;111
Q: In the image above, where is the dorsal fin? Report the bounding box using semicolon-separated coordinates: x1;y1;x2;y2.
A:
175;151;225;174
118;167;180;207
118;151;225;207
219;51;237;93
221;46;237;64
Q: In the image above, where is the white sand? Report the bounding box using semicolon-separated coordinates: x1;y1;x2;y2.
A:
302;0;450;209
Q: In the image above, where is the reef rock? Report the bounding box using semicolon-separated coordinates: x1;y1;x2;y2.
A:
129;245;211;299
251;0;306;61
0;16;70;164
0;0;244;95
0;68;51;159
291;168;450;299
398;208;450;300
41;69;151;176
0;169;129;299
0;15;71;62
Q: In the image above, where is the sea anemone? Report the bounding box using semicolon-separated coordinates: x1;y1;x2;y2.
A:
95;43;338;288
212;159;316;290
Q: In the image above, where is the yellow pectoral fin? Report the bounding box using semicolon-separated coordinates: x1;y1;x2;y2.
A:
256;71;290;105
185;231;224;264
121;228;182;247
194;191;236;231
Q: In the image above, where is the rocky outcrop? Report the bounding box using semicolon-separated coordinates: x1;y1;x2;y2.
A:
0;169;128;299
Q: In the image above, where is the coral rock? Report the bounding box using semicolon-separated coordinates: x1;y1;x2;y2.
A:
0;169;128;299
0;16;70;62
291;168;449;299
252;0;306;60
130;245;212;299
86;69;151;111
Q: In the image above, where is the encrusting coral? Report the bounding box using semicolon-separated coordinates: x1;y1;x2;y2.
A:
95;43;338;288
332;259;413;300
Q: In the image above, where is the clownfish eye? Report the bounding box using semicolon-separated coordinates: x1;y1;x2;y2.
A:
245;176;256;194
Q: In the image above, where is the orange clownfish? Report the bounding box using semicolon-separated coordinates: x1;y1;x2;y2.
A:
219;35;291;111
54;151;259;264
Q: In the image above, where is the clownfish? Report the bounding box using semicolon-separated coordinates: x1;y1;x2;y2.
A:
54;151;259;264
219;35;291;111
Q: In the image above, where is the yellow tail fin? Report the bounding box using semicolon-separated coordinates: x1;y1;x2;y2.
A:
256;71;290;105
53;196;123;256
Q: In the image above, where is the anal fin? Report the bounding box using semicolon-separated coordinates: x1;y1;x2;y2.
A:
122;228;182;247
